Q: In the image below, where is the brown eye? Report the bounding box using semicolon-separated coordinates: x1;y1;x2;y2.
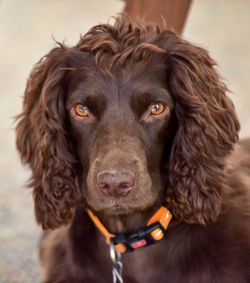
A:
150;102;165;115
75;104;89;117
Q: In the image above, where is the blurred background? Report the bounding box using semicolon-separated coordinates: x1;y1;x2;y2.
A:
0;0;249;282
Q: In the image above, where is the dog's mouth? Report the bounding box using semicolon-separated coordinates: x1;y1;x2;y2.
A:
86;195;135;215
86;190;160;217
103;204;130;215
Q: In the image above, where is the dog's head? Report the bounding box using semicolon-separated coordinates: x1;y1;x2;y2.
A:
16;16;239;229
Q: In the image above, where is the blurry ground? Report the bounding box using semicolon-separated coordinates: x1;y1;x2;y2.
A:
0;0;249;282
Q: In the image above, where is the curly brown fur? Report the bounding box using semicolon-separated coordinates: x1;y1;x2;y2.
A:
16;16;250;283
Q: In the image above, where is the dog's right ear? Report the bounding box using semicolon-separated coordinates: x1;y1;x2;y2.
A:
16;46;82;229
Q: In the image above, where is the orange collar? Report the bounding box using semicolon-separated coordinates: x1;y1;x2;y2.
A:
86;200;172;253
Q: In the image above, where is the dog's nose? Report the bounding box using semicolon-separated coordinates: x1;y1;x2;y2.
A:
97;171;135;197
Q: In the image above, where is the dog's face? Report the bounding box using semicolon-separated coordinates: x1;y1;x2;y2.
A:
16;17;239;229
67;56;175;215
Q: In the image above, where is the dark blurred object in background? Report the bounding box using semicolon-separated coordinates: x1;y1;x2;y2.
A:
124;0;192;35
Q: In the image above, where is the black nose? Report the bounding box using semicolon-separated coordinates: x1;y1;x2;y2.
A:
97;171;135;197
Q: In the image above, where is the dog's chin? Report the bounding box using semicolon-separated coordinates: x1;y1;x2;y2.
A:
87;199;136;216
87;195;158;217
102;205;133;216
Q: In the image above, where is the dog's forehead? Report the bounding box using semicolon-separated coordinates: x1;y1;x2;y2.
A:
68;56;167;102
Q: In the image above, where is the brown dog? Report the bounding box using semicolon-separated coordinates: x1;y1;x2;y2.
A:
16;16;250;283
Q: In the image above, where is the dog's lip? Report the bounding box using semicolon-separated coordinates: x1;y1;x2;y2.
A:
87;196;135;214
99;203;133;216
101;197;130;209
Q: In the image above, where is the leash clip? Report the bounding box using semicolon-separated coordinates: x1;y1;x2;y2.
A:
110;239;123;283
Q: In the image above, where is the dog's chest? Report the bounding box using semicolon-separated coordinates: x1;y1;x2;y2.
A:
114;241;170;283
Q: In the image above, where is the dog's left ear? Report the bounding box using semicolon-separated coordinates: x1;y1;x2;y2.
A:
163;33;240;224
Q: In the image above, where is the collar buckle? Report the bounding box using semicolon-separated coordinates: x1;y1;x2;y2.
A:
113;222;165;253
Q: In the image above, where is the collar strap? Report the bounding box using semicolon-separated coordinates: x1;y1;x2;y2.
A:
86;200;172;254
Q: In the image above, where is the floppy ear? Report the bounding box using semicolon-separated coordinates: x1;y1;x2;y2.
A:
164;33;240;224
16;46;81;229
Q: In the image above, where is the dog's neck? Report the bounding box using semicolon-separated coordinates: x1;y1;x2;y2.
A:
95;204;163;235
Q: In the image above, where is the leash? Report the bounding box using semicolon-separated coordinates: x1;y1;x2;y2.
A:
86;199;172;283
110;239;123;283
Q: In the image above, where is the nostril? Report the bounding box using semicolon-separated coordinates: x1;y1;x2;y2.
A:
98;181;110;196
100;183;110;191
119;183;132;191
